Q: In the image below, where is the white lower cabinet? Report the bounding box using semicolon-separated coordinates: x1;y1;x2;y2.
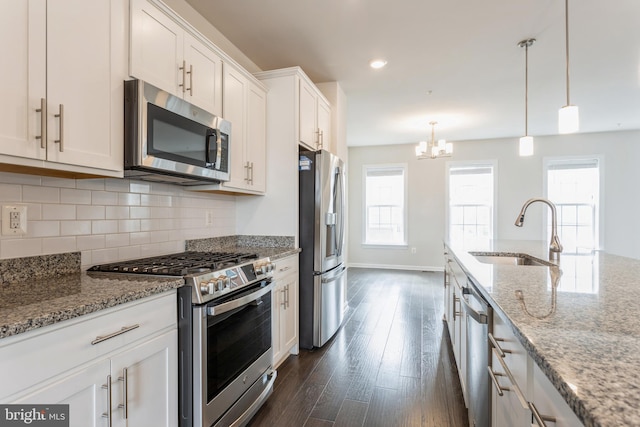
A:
272;255;299;368
530;363;583;427
1;291;177;427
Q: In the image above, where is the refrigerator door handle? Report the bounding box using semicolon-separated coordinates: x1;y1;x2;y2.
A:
321;266;346;284
336;166;346;258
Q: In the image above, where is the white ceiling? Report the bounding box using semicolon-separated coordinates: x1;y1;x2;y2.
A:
185;0;640;147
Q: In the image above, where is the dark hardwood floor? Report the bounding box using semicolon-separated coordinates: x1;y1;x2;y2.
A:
248;268;469;427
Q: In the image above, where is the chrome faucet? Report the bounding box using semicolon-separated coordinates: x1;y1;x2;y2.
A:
514;198;563;260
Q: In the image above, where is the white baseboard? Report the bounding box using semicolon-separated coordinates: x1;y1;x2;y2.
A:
347;262;444;272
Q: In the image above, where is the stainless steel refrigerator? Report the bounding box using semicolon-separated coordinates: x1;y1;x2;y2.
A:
299;149;347;349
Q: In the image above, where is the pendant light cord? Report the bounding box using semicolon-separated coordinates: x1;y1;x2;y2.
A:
525;42;529;135
565;0;571;106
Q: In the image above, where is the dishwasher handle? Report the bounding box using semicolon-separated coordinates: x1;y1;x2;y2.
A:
460;291;488;324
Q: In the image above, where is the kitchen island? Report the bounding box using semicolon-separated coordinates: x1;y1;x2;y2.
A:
446;239;640;427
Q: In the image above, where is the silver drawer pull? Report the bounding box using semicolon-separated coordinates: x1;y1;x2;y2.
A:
118;368;129;419
54;104;64;152
279;266;291;273
91;324;140;345
487;366;508;397
529;401;556;426
489;332;512;358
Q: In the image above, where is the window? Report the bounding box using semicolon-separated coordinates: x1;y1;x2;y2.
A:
363;164;407;245
448;163;495;248
545;157;601;253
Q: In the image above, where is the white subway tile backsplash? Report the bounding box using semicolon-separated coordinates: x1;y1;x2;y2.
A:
43;236;77;254
61;220;92;236
105;233;130;248
92;220;119;234
106;206;130;220
0;176;235;266
118;219;140;233
119;193;141;206
92;191;119;206
0;184;22;201
77;205;105;220
42;204;76;220
77;235;106;251
29;221;60;237
1;238;42;258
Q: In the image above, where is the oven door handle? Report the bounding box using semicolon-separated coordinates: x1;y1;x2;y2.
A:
207;283;273;317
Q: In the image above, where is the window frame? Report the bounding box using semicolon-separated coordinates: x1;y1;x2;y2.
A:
361;163;408;248
445;160;498;247
543;155;604;253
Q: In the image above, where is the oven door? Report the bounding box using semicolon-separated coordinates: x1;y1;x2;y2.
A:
193;280;275;427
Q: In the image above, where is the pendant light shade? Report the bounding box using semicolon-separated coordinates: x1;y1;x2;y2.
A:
518;38;536;157
559;0;579;133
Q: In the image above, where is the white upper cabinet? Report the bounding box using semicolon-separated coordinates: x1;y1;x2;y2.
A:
190;63;267;195
298;78;332;151
0;0;125;177
130;0;222;116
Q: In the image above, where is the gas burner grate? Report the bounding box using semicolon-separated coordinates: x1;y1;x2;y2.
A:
87;251;260;276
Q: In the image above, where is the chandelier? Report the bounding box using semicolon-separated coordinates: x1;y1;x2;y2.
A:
415;121;453;159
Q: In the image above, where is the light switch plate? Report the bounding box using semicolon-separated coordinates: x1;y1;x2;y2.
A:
2;205;28;235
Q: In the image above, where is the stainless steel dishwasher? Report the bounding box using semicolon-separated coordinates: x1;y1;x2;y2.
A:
460;280;492;427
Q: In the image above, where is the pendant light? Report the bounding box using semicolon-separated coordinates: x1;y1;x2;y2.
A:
415;121;453;159
559;0;579;133
518;38;535;157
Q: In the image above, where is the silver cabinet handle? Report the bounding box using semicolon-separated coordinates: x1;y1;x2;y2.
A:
179;60;186;93
118;368;128;419
279;266;291;273
101;375;112;427
36;98;46;148
286;284;290;309
54;104;64;152
487;366;508;397
492;347;529;409
489;333;512;358
453;295;461;318
91;324;140;345
280;287;287;308
244;161;250;182
187;64;193;95
529;401;556;426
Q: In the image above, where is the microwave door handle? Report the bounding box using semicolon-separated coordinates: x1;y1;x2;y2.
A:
205;132;215;166
215;130;222;169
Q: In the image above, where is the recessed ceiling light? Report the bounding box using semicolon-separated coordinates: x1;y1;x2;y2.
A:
369;59;387;69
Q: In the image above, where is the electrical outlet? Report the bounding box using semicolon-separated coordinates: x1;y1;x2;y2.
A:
2;205;28;235
411;247;417;254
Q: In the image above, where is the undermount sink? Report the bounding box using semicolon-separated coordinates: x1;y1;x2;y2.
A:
469;252;554;267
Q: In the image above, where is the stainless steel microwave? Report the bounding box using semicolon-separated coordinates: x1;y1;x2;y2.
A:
124;79;230;185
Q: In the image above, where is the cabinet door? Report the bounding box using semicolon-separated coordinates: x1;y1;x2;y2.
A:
246;81;267;193
11;359;110;427
130;0;183;97
281;273;298;353
317;98;331;152
531;364;583;427
184;33;222;116
0;0;46;160
110;330;178;427
46;0;122;172
222;64;248;190
298;79;317;149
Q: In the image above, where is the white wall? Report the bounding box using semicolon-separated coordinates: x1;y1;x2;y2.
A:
0;172;236;267
348;130;640;270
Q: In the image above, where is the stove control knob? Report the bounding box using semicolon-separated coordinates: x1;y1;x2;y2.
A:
223;276;231;288
200;281;216;295
216;278;225;291
267;262;275;273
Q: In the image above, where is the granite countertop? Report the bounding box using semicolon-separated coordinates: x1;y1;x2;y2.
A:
446;239;640;427
0;272;183;339
0;237;299;341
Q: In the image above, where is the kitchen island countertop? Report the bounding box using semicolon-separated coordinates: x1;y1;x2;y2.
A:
446;239;640;427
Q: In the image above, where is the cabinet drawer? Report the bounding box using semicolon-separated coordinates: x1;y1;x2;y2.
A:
491;312;529;398
0;290;176;400
273;255;298;279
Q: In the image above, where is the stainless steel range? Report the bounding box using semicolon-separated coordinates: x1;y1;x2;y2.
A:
88;251;277;427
